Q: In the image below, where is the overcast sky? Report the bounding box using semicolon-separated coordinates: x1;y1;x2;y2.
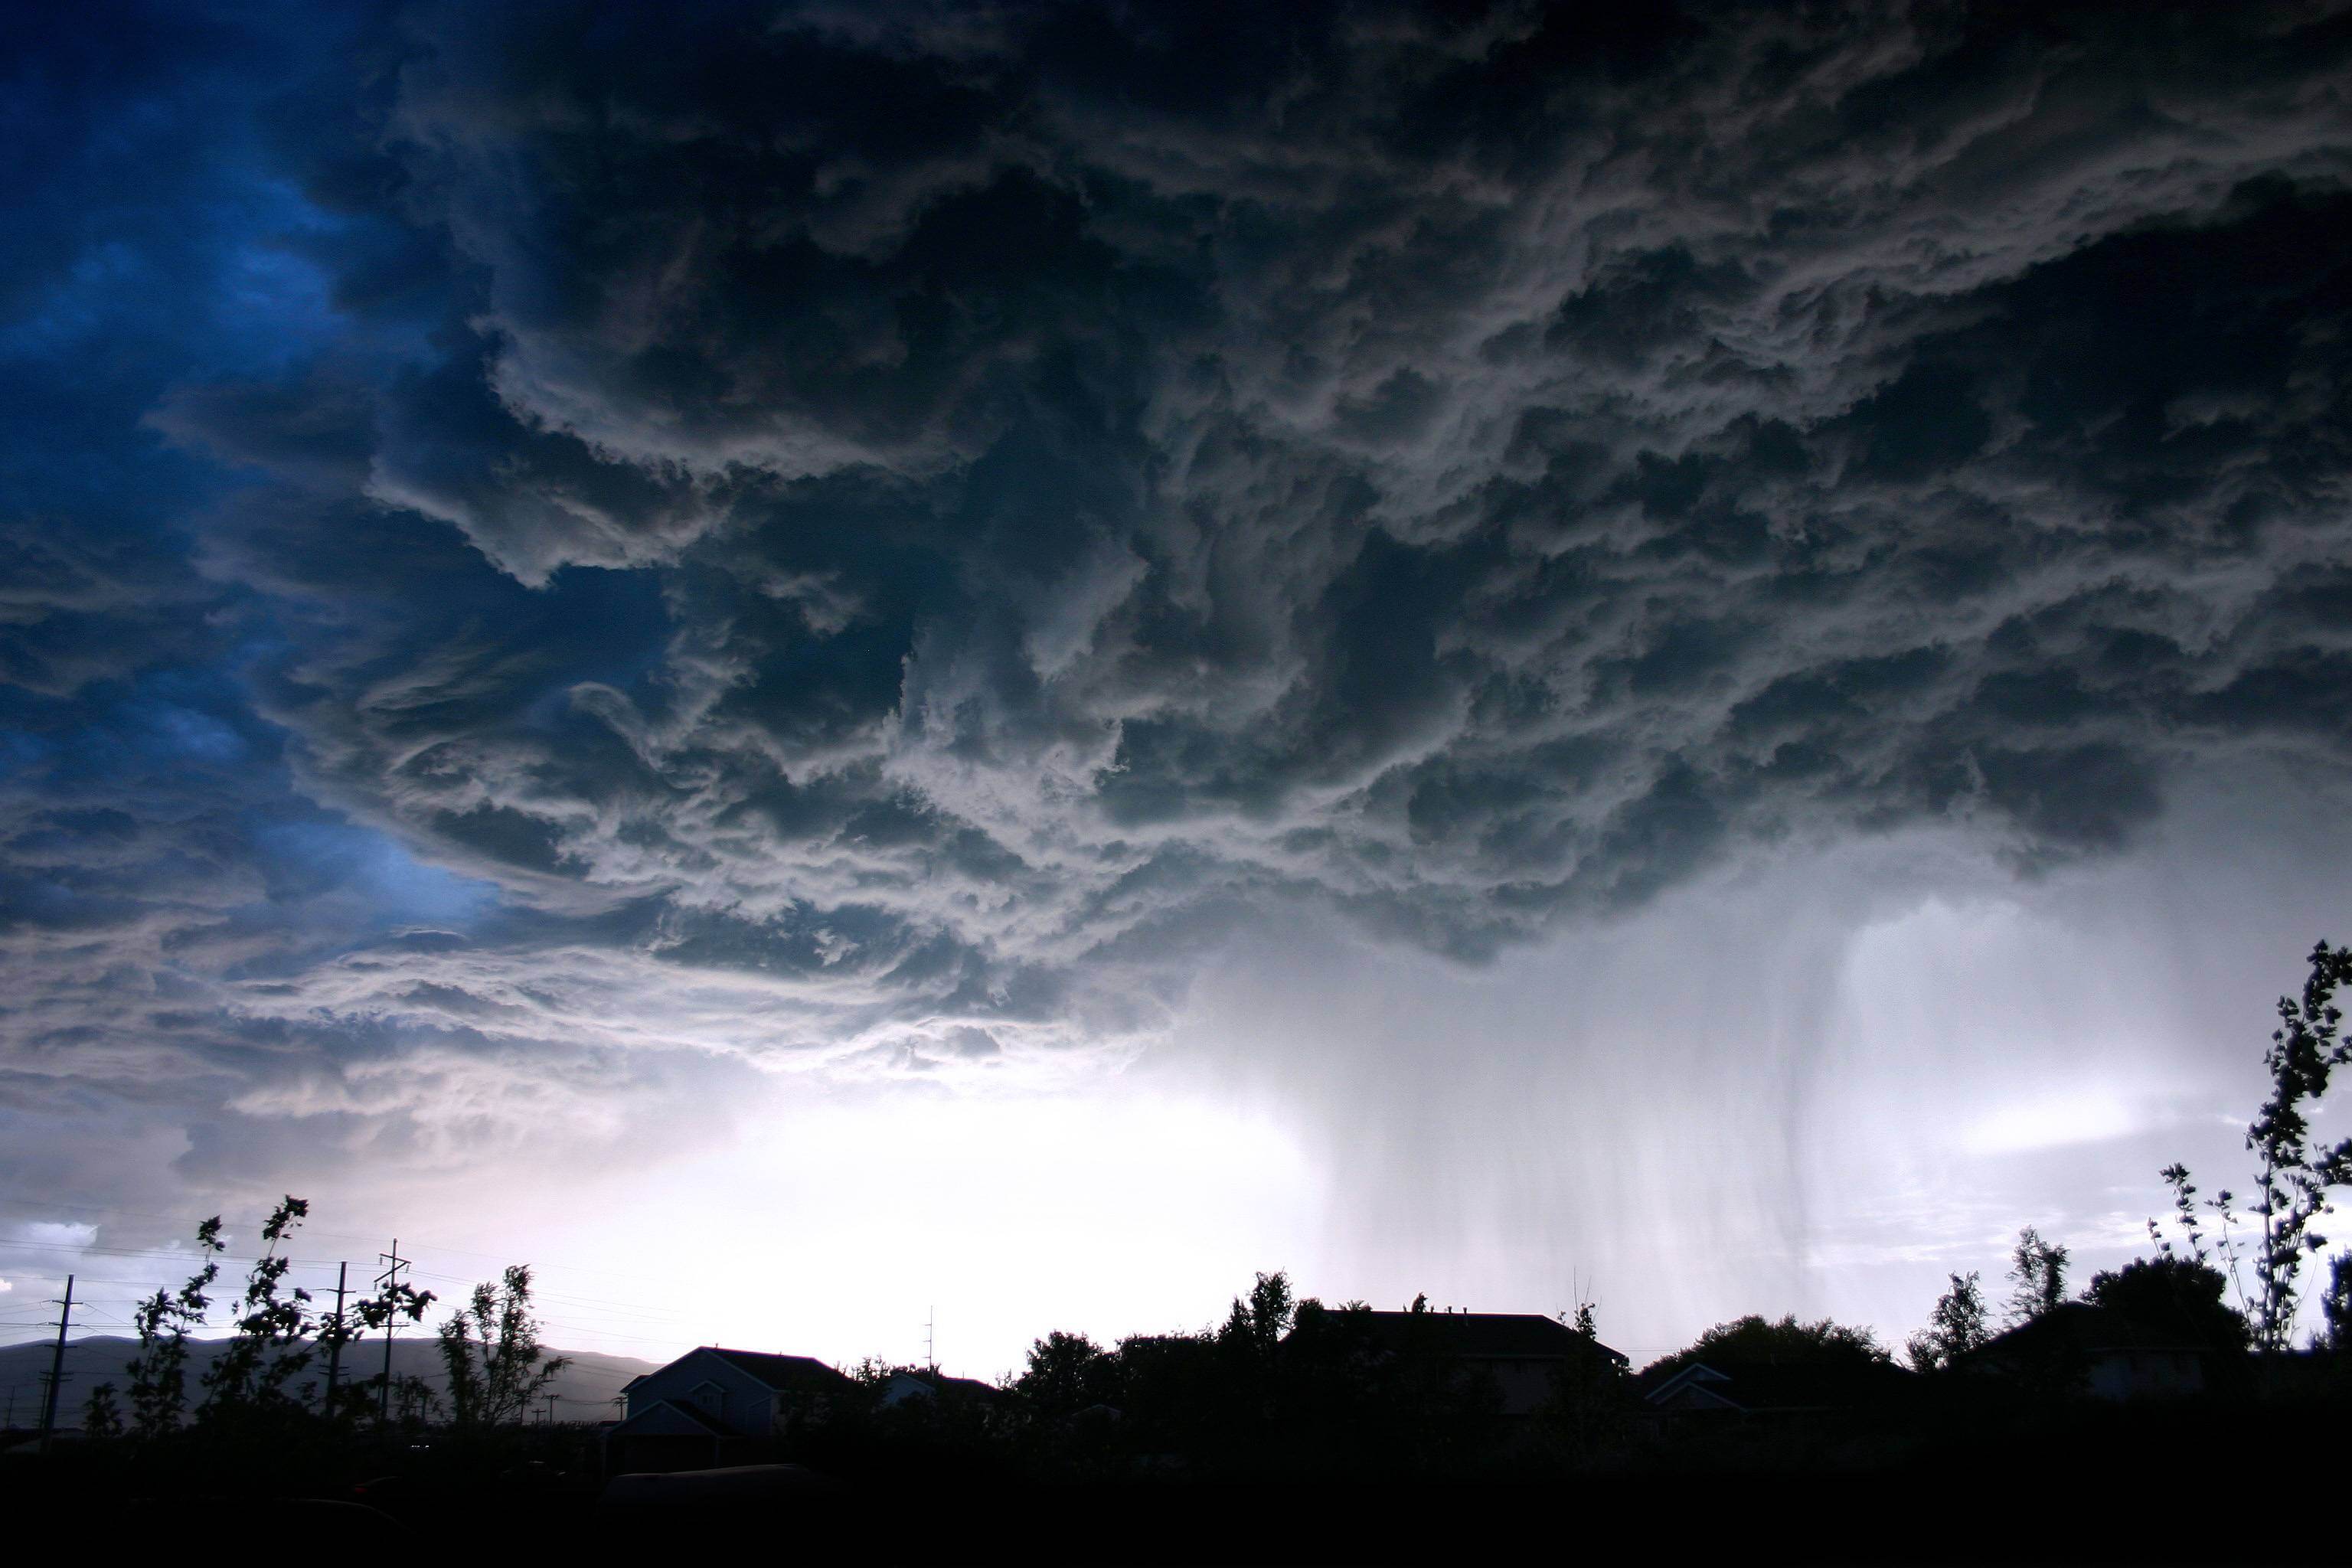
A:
5;0;2352;1381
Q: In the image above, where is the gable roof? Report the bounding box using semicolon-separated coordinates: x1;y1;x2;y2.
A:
1354;1311;1629;1366
1645;1363;1747;1412
697;1347;855;1393
1643;1357;1913;1412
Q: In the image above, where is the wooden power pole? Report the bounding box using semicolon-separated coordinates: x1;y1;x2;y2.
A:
323;1260;349;1417
374;1240;411;1429
37;1274;73;1456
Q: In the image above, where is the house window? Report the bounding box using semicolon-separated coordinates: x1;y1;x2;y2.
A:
688;1380;725;1420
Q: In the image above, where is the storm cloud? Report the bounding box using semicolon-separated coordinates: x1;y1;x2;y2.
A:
6;0;2352;1225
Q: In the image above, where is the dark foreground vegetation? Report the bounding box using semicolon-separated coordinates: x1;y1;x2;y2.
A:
8;942;2352;1561
11;1365;2350;1561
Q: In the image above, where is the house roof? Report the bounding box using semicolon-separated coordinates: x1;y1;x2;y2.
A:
886;1368;1000;1400
700;1347;855;1393
1352;1311;1629;1366
1963;1303;2225;1363
1646;1365;1747;1413
1644;1357;1913;1412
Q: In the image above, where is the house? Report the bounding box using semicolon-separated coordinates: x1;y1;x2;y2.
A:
1957;1302;2229;1400
606;1346;854;1472
1350;1311;1630;1416
1643;1357;1913;1417
877;1367;1002;1411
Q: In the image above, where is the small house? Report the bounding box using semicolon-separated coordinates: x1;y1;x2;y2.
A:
877;1367;1003;1410
1643;1357;1913;1417
1350;1310;1630;1416
1958;1302;2230;1400
607;1346;854;1472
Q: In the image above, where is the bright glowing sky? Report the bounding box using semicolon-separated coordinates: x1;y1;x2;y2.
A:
5;2;2352;1383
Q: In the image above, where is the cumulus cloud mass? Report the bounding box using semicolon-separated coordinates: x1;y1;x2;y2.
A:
5;0;2352;1367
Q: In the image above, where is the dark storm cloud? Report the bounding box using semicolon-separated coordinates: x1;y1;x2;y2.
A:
6;0;2352;1176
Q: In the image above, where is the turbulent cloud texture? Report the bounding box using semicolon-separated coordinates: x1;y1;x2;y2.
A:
6;0;2352;1193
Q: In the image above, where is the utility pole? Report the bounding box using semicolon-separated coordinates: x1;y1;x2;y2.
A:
924;1305;936;1374
322;1260;349;1418
37;1274;74;1457
374;1240;411;1430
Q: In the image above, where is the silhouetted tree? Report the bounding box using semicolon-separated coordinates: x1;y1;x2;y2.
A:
2318;1253;2352;1352
82;1380;122;1440
1218;1270;1295;1366
1646;1313;1892;1381
1907;1270;1991;1371
389;1371;440;1428
118;1198;338;1442
199;1196;318;1427
2004;1227;2070;1326
2158;940;2352;1350
1279;1297;1386;1431
1540;1300;1631;1456
2246;941;2352;1349
436;1264;569;1428
843;1355;897;1390
125;1215;224;1439
1114;1329;1225;1455
2150;1162;2253;1321
2080;1256;2248;1349
1014;1329;1119;1417
1295;1291;1498;1474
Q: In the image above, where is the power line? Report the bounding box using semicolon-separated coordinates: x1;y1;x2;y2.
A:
397;1266;684;1320
0;1237;354;1268
3;1238;687;1322
6;1266;670;1327
2;1195;798;1360
0;1192;690;1290
528;1321;686;1346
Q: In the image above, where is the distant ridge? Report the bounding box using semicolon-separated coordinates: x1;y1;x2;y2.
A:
0;1335;662;1429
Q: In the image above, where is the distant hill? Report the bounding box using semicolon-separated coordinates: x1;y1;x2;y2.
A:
0;1335;660;1429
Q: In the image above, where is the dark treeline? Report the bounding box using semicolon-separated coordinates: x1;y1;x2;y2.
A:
7;943;2352;1560
988;1279;1618;1478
